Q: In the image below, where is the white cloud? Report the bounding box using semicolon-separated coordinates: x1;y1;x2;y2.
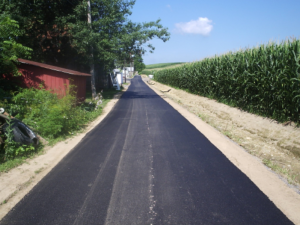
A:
175;17;213;35
166;4;171;9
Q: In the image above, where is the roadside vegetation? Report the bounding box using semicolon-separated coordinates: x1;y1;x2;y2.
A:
141;62;185;75
0;1;170;77
146;77;300;187
154;39;300;124
145;62;185;69
0;87;120;172
0;0;170;172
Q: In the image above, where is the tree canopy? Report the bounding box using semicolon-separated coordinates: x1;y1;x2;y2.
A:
134;55;146;73
0;0;170;72
0;15;32;76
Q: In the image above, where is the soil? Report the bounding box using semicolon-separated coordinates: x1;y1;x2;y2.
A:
142;75;300;224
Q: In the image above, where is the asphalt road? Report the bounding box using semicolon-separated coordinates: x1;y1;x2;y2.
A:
1;76;293;225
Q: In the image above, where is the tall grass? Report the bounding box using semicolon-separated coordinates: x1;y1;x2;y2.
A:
154;39;300;123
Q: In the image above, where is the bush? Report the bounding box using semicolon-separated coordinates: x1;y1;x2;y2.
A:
0;86;119;165
11;86;84;138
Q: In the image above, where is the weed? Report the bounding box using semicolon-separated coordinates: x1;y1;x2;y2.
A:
34;167;43;174
198;113;208;123
223;131;233;138
3;118;17;160
263;159;297;185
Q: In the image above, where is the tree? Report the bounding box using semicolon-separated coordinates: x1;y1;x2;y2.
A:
1;0;170;96
116;19;170;62
134;55;146;73
0;0;82;68
0;15;32;76
1;0;170;67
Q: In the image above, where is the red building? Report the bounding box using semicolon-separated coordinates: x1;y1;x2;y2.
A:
14;59;90;101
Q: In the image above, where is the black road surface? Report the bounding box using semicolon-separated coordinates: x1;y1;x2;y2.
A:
1;76;293;225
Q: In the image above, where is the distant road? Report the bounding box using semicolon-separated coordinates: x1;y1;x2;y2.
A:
0;76;292;225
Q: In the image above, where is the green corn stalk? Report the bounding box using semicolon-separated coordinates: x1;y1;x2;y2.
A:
154;38;300;123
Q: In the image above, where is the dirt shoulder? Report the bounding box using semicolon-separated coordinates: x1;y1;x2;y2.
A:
0;87;128;220
142;75;300;224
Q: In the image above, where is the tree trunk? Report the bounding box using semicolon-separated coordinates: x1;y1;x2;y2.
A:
87;0;96;99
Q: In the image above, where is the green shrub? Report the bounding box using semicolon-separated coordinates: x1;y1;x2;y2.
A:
11;86;84;138
0;85;119;166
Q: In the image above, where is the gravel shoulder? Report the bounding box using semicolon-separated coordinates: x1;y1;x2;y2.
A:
142;75;300;224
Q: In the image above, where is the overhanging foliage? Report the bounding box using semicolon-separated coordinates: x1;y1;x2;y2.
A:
0;0;170;73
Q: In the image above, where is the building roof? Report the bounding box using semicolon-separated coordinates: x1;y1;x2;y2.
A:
18;58;91;77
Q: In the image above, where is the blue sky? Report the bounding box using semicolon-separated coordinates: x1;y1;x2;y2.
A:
129;0;300;65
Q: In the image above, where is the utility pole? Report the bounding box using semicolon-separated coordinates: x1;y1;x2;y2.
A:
87;0;96;99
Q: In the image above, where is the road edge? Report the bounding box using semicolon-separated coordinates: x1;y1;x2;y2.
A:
0;88;127;220
142;76;300;225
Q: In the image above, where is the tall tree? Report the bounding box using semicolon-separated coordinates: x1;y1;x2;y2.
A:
0;15;32;76
1;0;170;95
0;0;82;67
134;55;146;73
0;15;32;96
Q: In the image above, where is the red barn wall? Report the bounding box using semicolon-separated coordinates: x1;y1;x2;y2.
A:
17;64;87;101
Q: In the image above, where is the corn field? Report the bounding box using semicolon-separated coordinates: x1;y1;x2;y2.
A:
154;39;300;123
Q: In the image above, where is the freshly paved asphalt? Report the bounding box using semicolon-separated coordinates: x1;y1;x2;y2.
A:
1;76;293;225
